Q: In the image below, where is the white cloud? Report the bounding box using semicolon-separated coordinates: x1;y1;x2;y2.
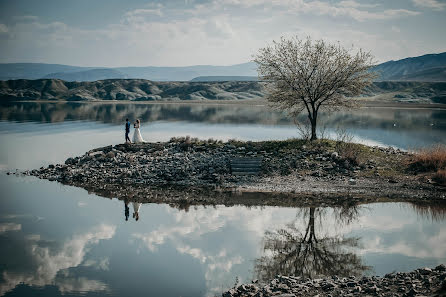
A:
287;1;420;21
338;0;379;8
0;0;440;66
412;0;446;10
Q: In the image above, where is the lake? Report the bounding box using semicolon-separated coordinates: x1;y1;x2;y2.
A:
0;101;445;297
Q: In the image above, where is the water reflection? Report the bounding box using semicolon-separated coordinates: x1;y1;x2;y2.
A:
1;101;445;131
255;205;370;281
0;222;115;296
0;101;445;151
1;175;445;297
408;202;446;222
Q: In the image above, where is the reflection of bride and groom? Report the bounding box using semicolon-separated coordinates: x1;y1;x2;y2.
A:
124;199;142;221
125;118;145;144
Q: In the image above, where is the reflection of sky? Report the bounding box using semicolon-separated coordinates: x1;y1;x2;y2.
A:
1;174;445;296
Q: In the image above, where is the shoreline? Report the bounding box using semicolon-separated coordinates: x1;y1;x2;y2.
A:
6;99;446;110
222;264;446;297
20;139;446;206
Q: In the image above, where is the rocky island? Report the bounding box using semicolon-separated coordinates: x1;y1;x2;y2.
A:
20;137;446;207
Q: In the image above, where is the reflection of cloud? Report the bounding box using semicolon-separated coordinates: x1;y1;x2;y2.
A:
0;224;116;296
359;228;446;259
0;223;21;233
82;258;110;271
56;277;108;294
132;205;295;296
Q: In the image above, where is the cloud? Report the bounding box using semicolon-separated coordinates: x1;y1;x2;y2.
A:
0;0;439;66
286;1;420;21
338;0;379;8
412;0;446;10
220;0;419;21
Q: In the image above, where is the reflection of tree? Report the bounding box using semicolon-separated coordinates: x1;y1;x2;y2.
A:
255;206;370;281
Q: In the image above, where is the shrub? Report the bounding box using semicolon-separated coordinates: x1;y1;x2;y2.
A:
411;145;446;172
334;128;365;166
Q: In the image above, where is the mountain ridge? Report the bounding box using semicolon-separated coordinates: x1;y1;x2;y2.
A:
0;78;445;104
1;52;445;82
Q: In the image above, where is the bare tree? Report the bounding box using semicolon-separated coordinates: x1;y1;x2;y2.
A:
254;36;376;140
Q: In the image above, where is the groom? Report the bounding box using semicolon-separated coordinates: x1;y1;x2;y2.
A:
125;118;131;143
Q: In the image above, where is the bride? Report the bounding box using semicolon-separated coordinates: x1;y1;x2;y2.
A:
133;119;145;143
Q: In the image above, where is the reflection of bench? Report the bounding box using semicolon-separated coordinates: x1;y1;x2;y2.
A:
230;157;263;175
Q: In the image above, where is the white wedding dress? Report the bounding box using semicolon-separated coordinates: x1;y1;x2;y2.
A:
132;123;145;143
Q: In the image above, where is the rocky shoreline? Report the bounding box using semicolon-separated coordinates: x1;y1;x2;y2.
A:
222;264;446;297
20;138;446;204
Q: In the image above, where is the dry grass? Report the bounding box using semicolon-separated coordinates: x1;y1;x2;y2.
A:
411;145;446;172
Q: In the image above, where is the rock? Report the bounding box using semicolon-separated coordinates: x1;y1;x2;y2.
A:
346;281;357;287
435;264;445;271
65;157;75;165
348;178;356;185
106;151;115;159
418;267;432;275
353;286;362;292
222;288;237;297
89;151;104;157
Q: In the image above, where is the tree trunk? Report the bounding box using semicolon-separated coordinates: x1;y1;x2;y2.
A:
310;112;317;141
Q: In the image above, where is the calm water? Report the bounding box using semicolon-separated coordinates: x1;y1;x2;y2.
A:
0;101;445;297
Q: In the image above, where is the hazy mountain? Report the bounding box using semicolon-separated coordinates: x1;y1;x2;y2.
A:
43;68;128;81
0;63;92;80
1;52;446;82
116;62;257;81
373;52;446;81
0;62;258;82
190;76;258;82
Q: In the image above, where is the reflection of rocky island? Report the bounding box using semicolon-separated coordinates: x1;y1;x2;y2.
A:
24;139;446;203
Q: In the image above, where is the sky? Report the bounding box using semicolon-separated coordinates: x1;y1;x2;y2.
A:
0;0;445;67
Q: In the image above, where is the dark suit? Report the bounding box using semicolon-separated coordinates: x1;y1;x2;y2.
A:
125;121;131;142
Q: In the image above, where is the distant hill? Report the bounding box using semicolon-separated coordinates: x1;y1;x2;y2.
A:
191;76;258;82
0;79;266;101
0;63;92;80
0;62;258;82
396;66;446;82
43;68;128;81
373;52;446;81
1;79;445;104
1;52;446;82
